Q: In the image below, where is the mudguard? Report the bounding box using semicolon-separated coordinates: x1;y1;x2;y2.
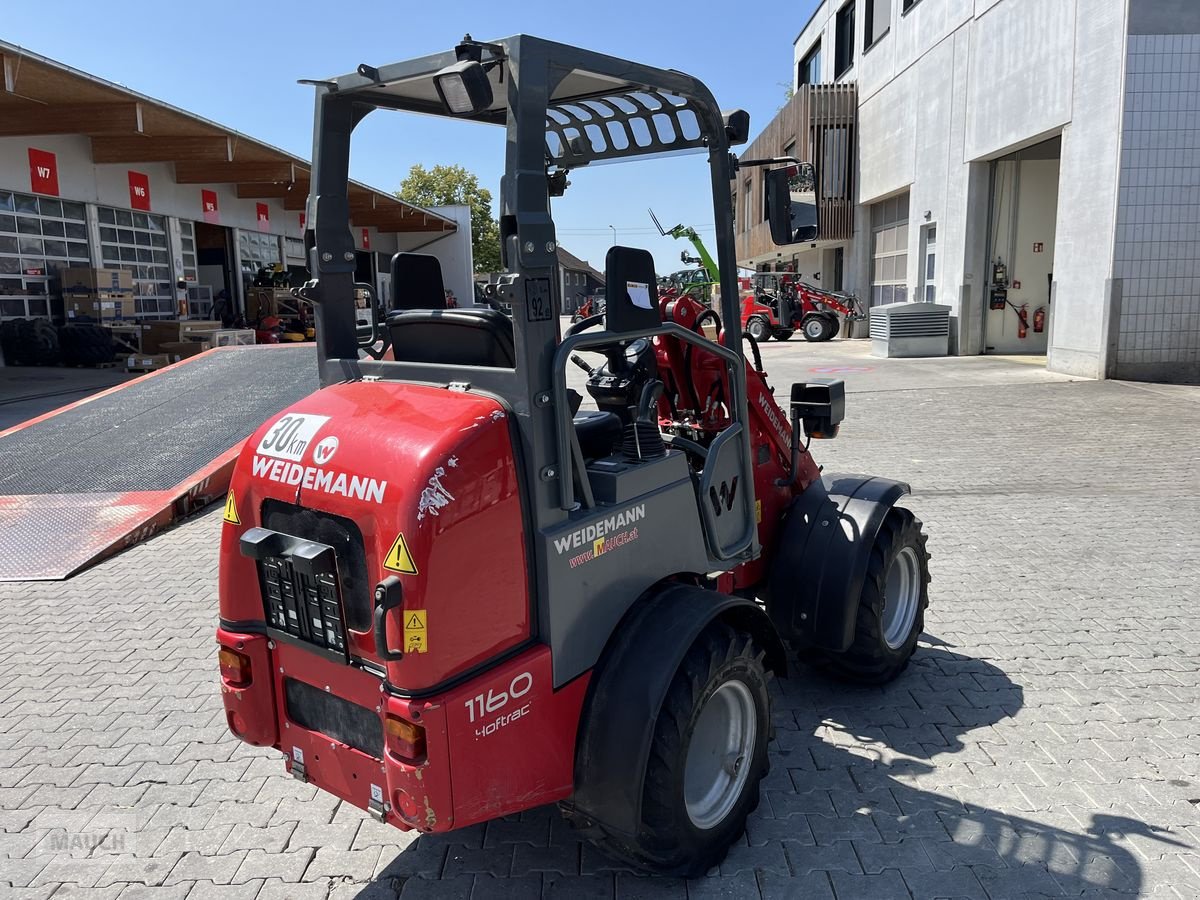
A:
766;474;910;650
564;583;786;839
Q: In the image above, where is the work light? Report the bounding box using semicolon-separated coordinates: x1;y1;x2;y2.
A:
434;60;493;115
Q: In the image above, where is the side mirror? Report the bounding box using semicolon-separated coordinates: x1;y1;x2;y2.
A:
766;165;820;246
353;282;380;348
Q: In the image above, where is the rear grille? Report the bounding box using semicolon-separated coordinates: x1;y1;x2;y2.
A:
285;677;383;758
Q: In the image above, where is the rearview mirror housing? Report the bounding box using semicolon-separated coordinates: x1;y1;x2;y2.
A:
766;165;820;246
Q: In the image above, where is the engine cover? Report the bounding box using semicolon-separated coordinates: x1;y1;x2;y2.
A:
219;381;529;692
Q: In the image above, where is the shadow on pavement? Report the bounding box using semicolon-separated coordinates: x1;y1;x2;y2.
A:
366;642;1187;897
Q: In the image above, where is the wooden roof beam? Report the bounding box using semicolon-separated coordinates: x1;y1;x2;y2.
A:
352;209;451;230
90;135;233;164
174;160;296;184
369;220;457;233
236;181;308;200
0;101;144;137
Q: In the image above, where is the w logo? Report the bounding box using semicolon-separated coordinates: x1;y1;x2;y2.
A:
708;477;738;517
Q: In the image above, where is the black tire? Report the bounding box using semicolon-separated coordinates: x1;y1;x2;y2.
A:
746;316;771;342
801;507;931;684
591;622;772;876
801;315;832;342
772;328;794;341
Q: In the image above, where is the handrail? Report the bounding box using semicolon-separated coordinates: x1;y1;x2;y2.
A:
550;322;744;511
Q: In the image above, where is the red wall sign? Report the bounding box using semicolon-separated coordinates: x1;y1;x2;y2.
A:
128;171;151;211
361;228;371;250
201;189;220;224
28;148;60;196
256;203;270;232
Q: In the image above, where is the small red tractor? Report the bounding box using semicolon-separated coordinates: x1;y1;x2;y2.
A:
217;35;930;876
741;272;866;343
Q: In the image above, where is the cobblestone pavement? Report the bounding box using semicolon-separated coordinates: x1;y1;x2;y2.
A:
2;360;1199;899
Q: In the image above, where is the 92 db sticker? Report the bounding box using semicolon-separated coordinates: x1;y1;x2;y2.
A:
256;413;330;462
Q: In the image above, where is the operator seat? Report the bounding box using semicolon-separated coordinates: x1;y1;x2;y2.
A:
386;252;516;367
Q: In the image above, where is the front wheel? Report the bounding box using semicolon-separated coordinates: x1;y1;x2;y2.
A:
746;316;771;342
592;622;771;876
801;507;930;684
801;315;833;342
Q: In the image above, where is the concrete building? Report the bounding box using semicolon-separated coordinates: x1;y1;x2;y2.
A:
737;0;1200;382
556;247;605;314
0;40;470;350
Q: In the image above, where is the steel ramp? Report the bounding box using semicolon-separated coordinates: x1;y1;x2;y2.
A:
0;345;318;581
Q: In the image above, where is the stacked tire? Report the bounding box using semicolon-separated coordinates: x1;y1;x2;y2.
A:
0;318;62;366
57;324;116;367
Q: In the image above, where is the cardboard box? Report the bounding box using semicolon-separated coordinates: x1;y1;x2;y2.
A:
210;328;256;347
125;353;176;371
66;295;135;321
158;340;209;360
140;320;222;352
60;267;134;294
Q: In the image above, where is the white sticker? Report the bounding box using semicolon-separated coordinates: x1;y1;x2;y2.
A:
627;280;652;310
292;746;304;764
370;783;384;803
257;413;330;462
312;436;339;465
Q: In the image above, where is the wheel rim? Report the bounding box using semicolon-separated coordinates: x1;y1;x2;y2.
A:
749;319;765;339
882;546;921;649
683;679;757;830
804;319;823;338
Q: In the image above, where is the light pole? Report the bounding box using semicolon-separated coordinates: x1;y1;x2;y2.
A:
608;224;617;246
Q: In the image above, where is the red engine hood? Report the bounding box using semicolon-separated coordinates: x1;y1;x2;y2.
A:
219;380;530;691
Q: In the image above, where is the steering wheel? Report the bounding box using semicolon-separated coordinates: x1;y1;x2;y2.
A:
564;313;605;338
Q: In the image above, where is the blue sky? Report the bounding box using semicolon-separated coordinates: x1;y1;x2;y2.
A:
5;0;816;274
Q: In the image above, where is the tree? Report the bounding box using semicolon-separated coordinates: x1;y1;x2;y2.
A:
396;164;503;273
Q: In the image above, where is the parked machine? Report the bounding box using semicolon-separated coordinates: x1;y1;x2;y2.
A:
741;272;865;342
216;35;930;876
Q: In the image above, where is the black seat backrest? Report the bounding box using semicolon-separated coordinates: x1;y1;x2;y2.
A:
386;309;516;368
604;246;662;334
390;252;446;310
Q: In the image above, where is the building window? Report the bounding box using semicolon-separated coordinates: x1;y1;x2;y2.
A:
743;179;753;228
797;41;821;86
0;191;90;318
239;230;283;279
834;2;855;78
903;0;918;10
869;193;909;307
97;206;173;318
865;0;891;49
920;223;936;302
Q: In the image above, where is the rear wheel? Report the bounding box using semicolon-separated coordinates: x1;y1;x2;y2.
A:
746;316;770;342
591;622;771;876
801;507;930;684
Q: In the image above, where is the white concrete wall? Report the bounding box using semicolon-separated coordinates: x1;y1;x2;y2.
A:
791;0;1133;373
415;204;474;307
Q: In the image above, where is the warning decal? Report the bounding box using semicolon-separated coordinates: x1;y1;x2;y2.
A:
404;609;428;654
383;532;418;575
223;490;241;525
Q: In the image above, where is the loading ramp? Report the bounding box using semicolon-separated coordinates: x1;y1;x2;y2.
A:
0;345;318;581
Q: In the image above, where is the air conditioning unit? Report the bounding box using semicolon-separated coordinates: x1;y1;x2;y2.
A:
869;301;951;358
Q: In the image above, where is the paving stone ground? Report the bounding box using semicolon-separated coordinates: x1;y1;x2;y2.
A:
2;351;1199;899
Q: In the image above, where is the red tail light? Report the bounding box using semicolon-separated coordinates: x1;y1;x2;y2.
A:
218;647;252;688
385;715;427;762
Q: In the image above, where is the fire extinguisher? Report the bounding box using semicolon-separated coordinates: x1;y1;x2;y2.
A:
1015;303;1029;339
1033;306;1046;334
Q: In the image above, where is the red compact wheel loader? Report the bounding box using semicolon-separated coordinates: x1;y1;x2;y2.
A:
217;35;930;876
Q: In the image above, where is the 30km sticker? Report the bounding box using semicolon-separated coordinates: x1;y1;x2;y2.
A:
256;414;330;462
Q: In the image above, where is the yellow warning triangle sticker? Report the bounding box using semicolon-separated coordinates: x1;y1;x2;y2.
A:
223;489;241;525
405;611;426;629
383;532;418;575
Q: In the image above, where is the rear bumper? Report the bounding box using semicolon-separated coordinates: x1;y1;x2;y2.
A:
216;628;589;834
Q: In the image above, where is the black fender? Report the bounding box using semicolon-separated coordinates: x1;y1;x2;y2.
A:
766;474;910;650
563;582;786;839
